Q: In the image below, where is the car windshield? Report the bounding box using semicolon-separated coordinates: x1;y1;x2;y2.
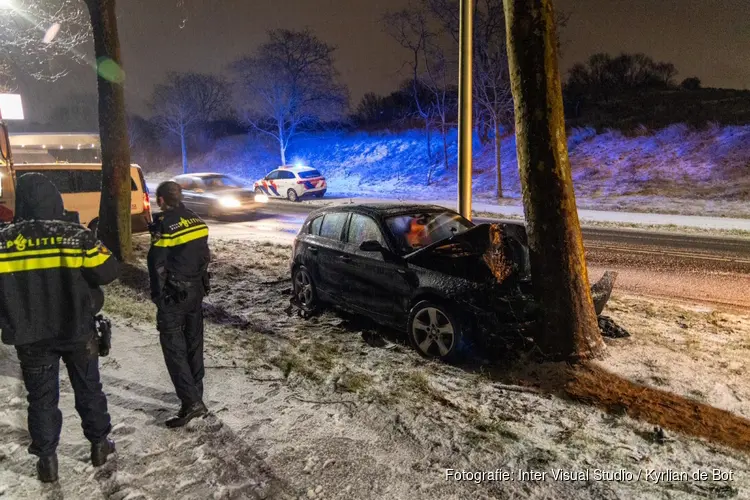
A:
297;169;322;179
385;211;474;254
201;175;244;190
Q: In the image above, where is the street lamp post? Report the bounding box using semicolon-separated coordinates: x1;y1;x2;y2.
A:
457;0;473;220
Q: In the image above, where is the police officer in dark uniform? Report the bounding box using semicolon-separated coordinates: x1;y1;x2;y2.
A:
0;173;119;482
147;181;211;428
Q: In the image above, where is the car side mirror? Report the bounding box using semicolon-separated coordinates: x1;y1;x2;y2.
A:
359;240;384;252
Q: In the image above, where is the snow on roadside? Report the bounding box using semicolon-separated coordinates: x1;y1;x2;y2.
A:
146;124;750;219
2;240;748;499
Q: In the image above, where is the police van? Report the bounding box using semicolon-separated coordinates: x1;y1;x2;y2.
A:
0;132;152;233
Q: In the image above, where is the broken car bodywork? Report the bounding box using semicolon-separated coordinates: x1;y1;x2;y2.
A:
402;222;618;349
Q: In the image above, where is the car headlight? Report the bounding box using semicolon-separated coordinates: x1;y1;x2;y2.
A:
218;196;241;208
254;194;269;203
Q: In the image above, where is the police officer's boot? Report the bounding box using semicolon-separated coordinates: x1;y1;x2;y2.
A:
166;401;208;428
91;438;116;467
37;455;58;483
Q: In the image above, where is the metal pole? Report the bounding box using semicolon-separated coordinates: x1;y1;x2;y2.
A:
457;0;473;220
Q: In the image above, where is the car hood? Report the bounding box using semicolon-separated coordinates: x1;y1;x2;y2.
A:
404;222;617;315
204;188;255;198
405;223;514;284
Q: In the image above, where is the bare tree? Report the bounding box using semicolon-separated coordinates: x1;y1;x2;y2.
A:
0;0;89;84
84;0;132;261
384;9;434;167
400;0;514;194
504;0;604;360
152;72;229;174
473;0;514;198
231;29;348;165
384;7;456;180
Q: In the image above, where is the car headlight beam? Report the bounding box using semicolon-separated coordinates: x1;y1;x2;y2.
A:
218;196;241;208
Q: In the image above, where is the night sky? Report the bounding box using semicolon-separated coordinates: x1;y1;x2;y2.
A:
19;0;750;122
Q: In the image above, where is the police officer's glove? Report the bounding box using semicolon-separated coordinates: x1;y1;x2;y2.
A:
95;314;112;357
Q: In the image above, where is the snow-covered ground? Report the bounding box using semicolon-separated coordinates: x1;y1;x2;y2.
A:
1;238;748;499
146;123;750;219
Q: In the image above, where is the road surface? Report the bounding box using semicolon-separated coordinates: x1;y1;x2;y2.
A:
201;201;750;310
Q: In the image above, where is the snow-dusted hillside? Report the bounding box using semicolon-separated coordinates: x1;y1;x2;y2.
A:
151;124;750;217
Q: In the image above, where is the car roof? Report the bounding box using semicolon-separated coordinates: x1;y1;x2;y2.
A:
308;203;451;219
275;166;318;172
174;172;231;179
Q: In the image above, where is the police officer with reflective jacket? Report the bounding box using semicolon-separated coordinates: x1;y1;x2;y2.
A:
0;173;119;483
147;181;211;428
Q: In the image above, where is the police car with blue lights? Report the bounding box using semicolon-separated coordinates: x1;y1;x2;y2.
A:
253;165;327;202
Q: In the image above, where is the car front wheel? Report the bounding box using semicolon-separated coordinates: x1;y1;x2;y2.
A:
408;301;463;362
287;189;299;202
293;265;319;312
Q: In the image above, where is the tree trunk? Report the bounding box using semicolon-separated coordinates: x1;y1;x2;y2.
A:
503;0;604;360
425;119;433;161
278;121;286;165
180;125;188;174
494;118;503;199
85;0;132;262
441;120;449;172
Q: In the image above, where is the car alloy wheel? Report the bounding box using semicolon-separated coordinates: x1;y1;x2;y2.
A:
293;266;318;311
408;301;460;360
287;189;299;202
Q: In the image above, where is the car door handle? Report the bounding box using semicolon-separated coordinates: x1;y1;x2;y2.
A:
339;255;352;263
309;246;318;254
396;268;407;274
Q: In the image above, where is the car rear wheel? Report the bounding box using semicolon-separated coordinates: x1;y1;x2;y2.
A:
287;189;299;202
293;266;319;312
408;301;463;362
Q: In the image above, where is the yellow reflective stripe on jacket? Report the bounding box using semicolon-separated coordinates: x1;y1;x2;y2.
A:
153;226;209;248
159;223;209;240
0;248;112;273
83;251;112;268
0;247;95;260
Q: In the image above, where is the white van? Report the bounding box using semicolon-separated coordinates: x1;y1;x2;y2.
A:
8;163;153;233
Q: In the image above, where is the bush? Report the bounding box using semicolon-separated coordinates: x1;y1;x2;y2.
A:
681;77;702;91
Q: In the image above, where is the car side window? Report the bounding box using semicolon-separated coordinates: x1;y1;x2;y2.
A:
279;171;295;179
178;178;195;191
319;212;348;241
76;170;102;192
17;170;76;193
266;170;280;180
310;216;324;235
347;214;385;246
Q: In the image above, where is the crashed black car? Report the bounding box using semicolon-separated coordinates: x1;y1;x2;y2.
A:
290;203;615;361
